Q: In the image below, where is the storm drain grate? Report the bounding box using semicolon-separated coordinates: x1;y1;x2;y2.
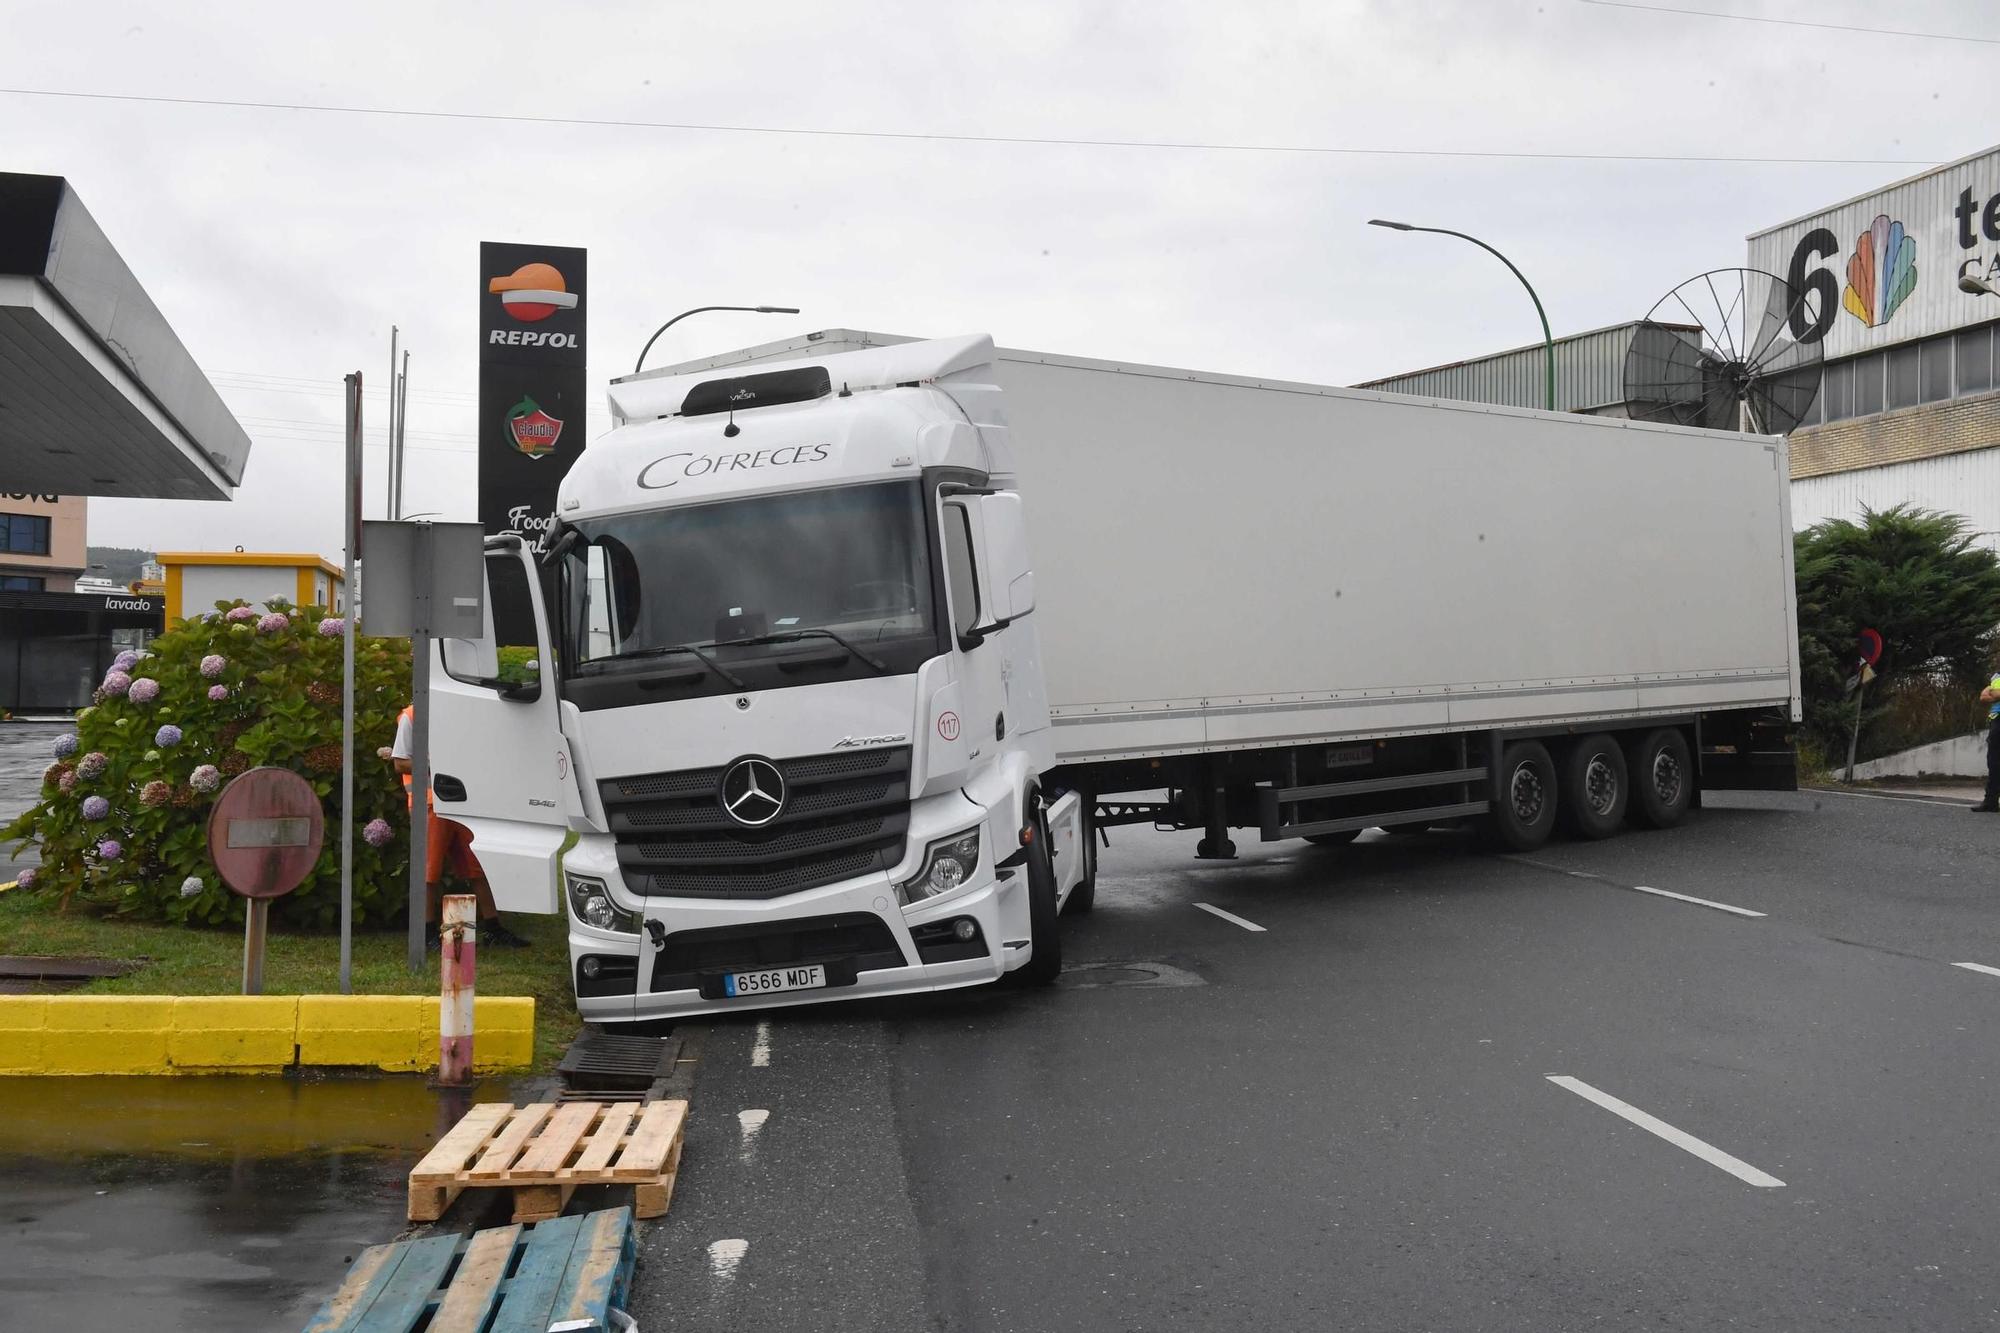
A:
557;1032;681;1098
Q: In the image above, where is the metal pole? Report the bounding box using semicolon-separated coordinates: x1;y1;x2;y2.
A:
632;304;801;375
242;898;269;995
396;350;411;520
408;521;433;972
439;892;476;1085
339;372;363;994
1844;671;1868;783
1368;222;1556;410
385;327;398;522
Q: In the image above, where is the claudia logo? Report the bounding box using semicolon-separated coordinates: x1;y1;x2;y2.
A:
1843;214;1918;329
506;396;564;459
487;262;579;323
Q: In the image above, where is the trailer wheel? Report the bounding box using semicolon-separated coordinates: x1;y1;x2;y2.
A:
1479;741;1558;851
1063;801;1098;915
1626;728;1693;829
1557;734;1628;839
1012;807;1064;985
1304;829;1362;847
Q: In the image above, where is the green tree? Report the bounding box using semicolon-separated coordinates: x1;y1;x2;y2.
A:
4;600;413;926
1793;505;2000;761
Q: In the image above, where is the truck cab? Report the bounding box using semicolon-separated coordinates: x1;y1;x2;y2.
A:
430;335;1087;1022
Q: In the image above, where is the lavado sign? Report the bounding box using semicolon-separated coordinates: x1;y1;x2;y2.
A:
477;244;586;557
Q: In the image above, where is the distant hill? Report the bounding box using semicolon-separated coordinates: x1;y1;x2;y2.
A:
86;546;154;584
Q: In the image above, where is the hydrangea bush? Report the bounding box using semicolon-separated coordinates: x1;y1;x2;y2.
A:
3;599;413;926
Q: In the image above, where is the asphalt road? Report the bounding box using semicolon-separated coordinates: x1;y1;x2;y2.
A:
631;789;2000;1331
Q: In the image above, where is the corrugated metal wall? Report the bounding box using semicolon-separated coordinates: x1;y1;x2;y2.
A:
1790;447;2000;549
1357;322;1691;414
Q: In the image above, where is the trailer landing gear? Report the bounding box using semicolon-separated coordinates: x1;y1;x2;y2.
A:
1196;775;1236;859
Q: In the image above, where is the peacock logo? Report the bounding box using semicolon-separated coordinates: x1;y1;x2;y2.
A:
1842;214;1918;329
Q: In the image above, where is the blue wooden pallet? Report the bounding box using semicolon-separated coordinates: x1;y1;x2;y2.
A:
303;1205;636;1333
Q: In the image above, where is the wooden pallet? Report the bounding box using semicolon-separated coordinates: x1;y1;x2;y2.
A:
409;1100;686;1224
303;1205;636;1333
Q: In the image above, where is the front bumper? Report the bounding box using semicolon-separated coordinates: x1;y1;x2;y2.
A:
565;805;1026;1022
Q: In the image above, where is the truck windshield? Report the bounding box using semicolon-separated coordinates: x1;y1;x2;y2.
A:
560;481;936;692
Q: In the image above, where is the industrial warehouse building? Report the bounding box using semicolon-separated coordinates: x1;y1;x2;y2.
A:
1365;144;2000;550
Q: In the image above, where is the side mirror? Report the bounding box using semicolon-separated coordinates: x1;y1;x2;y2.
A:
975;492;1035;623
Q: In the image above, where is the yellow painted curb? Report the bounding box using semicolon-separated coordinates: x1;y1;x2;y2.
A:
0;993;536;1076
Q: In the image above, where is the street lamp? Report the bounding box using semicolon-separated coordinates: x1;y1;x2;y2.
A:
1960;273;1997;298
633;305;802;375
1369;220;1556;411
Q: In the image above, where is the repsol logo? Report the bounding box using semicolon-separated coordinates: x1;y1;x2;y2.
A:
487;329;580;348
103;597;153;611
637;444;832;490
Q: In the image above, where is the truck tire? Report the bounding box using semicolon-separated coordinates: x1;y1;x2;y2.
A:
1063;801;1098;915
1557;733;1628;839
1479;740;1558;851
1626;728;1693;829
1013;809;1064;985
1304;829;1362;847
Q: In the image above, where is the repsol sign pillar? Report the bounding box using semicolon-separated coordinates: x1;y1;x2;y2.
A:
477;242;586;554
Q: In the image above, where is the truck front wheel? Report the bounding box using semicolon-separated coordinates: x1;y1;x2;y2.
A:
1480;741;1558;851
1013;809;1064;985
1557;733;1628;839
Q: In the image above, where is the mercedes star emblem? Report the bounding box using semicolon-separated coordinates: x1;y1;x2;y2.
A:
719;757;786;828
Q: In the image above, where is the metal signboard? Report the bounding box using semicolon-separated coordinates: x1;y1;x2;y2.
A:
359;520;487;639
478;241;586;558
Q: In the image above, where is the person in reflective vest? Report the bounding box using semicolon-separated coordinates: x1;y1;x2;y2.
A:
390;704;529;947
1977;672;2000;814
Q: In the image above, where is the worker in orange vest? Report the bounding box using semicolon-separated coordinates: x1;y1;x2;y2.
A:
389;704;528;948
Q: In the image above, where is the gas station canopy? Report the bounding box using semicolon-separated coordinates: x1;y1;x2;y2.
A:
0;173;250;499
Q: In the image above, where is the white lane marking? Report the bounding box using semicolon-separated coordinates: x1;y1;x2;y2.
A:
708;1237;749;1280
1812;787;1968;808
1193;902;1266;933
751;1020;771;1067
738;1108;769;1159
1546;1075;1785;1188
1631;884;1766;918
1953;962;2000;978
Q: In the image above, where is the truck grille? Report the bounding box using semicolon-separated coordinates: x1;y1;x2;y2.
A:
650;912;907;994
600;747;911;900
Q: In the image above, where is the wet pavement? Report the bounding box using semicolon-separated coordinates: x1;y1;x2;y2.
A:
0;720;63;875
0;1073;521;1330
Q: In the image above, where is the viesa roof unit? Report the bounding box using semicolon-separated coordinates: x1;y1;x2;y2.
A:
0;173;251;499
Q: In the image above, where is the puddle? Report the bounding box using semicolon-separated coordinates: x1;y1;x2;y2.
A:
0;1074;519;1330
1058;959;1206;989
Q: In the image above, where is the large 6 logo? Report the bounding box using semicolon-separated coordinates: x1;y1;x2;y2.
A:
1785;227;1840;345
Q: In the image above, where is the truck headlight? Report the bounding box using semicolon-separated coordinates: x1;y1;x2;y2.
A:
566;872;638;934
897;828;982;906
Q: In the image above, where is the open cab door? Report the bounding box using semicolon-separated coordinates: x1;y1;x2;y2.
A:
430;535;570;913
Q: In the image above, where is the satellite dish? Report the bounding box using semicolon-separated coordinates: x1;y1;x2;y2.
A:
1623;268;1823;434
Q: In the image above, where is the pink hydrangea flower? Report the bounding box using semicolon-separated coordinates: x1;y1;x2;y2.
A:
363;818;394;848
257;612;289;634
139;780;172;808
56;770;77;793
318;617;346;637
190;764;221;793
96;839;121;861
15;867;34;889
208;684;230;702
112;650;140;672
128;678;161;704
200;654;227;678
80;795;110;820
224;605;258;623
77;752;108;779
100;670;132;697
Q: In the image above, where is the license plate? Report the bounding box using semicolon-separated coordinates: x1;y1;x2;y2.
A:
724;964;827;997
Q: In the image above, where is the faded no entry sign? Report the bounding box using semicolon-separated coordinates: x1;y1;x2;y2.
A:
207;766;324;900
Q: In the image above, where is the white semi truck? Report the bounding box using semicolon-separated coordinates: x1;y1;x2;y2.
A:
430;331;1801;1023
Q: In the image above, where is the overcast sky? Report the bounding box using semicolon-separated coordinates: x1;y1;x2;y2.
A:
9;0;1994;555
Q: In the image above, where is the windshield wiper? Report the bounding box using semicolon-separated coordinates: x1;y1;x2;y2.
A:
717;628;892;674
580;642;746;689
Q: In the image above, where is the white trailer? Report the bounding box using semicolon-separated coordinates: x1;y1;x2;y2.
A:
431;332;1800;1023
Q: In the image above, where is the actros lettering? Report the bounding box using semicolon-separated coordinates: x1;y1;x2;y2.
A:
637;443;832;490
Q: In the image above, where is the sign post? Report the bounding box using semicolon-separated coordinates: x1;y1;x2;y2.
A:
207;767;325;995
339;371;363;994
359;519;488;974
439;892;477;1086
478;241;586;560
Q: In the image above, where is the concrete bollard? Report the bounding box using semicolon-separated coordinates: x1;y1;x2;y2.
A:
439;893;476;1085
